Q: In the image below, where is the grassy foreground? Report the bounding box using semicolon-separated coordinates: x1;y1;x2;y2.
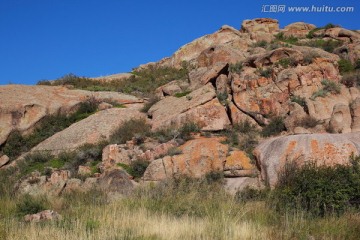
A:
1;178;360;240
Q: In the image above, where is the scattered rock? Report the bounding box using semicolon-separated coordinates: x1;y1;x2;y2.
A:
24;210;61;222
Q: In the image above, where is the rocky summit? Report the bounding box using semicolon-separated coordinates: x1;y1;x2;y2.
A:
1;17;360;199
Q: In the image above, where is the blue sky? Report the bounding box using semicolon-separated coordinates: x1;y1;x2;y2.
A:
1;0;359;85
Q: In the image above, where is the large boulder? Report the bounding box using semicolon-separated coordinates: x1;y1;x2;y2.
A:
167;25;251;68
281;22;316;38
241;18;279;42
143;137;257;181
32;108;145;153
149;84;230;131
254;133;360;187
0;85;142;146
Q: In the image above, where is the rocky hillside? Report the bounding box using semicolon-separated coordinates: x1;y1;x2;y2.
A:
1;18;360;195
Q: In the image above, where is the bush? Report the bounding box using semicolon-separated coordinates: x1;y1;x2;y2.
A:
338;59;355;74
204;171;224;184
261;116;286;137
16;194;48;216
271;155;360;217
258;68;273;78
252;40;267;48
229;62;243;73
341;72;360;88
110;118;151;144
275;33;298;44
178;122;200;141
290;95;308;112
301;39;342;52
216;91;228;105
174;91;191;98
311;89;328;100
235;187;269;202
303;52;320;64
1;99;99;160
119;160;149;179
277;58;297;68
321;79;341;94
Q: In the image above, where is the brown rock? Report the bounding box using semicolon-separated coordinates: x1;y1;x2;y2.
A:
98;102;113;110
0;155;9;168
282;22;316;38
215;74;230;94
0;85;142;146
97;169;134;194
168;25;251;68
150;84;230;131
329;103;352;133
241;18;279;42
351;97;360;132
254;133;360;187
225;177;262;195
197;45;246;68
32;108;145;153
144;137;229;180
24;210;61;222
189;63;228;89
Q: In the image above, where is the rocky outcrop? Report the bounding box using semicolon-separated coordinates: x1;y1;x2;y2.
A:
149;84;230;131
254;133;360;187
167;25;251;68
281;22;316;38
241;18;279;42
144;137;258;181
0;155;9;168
101;139;178;169
329;103;352;133
0;85;143;146
31;108;145;153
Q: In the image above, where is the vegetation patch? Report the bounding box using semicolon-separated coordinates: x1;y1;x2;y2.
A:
271;155;360;217
110;118;151;144
1;99;99;160
261;116;286;137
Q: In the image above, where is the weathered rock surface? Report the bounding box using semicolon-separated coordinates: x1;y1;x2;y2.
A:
24;210;61;222
167;25;251;68
281;22;316;38
351;97;360;132
0;155;9;168
241;18;279;42
149;84;230;131
329;103;352;133
254;133;360;187
144;137;258;181
32;108;145;153
0;85;142;146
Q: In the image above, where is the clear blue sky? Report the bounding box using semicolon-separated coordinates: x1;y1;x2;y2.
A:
1;0;359;85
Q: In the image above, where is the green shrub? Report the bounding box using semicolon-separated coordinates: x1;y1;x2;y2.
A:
341;72;360;88
174;90;191;98
277;58;297;68
38;67;188;96
119;160;149;179
1;99;98;160
303;52;320;64
229;62;243;73
321;79;341;94
261;116;286;137
110;118;151;144
258;68;273;78
311;89;328;100
338;59;355;74
233;120;258;134
271;156;360;217
300;39;342;52
290;95;308;112
235;187;269;202
216;91;228;105
275;32;298;44
16;194;49;216
204;171;224;184
252;40;267;48
178;122;200;141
